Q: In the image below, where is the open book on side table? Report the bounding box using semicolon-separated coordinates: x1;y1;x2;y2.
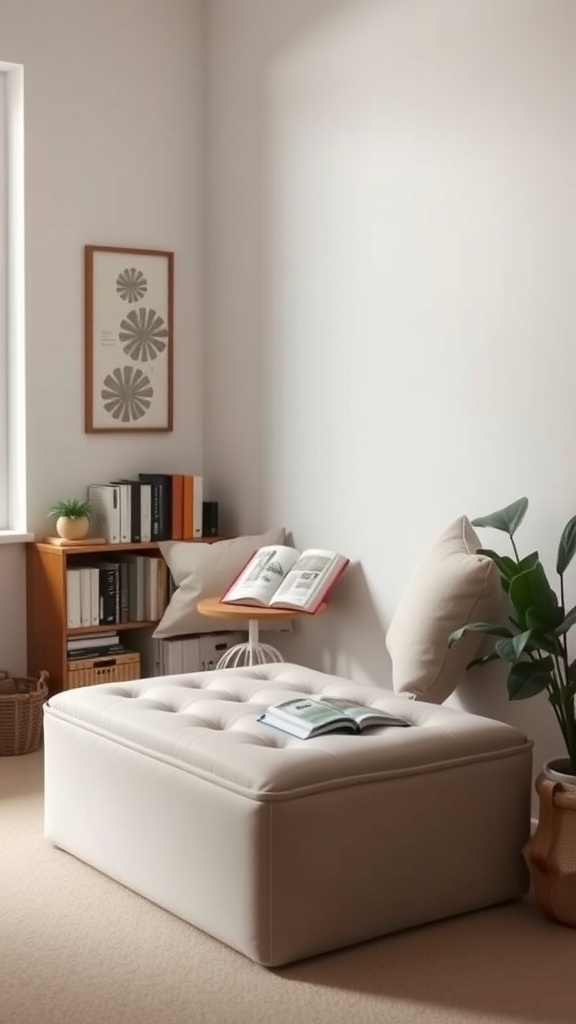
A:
221;545;349;613
258;696;412;740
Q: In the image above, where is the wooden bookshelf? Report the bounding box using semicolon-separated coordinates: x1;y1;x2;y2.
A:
26;539;223;693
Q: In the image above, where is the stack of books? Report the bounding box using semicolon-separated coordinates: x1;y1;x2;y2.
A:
66;632;127;662
66;556;172;628
87;473;203;544
153;632;244;675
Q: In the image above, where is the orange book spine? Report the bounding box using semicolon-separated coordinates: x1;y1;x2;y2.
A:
182;475;194;540
171;474;184;540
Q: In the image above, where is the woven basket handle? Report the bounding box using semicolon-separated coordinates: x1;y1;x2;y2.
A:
0;670;11;681
37;670;49;687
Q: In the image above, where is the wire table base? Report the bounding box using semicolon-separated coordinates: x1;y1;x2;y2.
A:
215;618;284;668
215;641;284;669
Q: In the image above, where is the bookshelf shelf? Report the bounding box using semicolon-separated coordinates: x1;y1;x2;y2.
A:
67;620;160;635
26;538;224;693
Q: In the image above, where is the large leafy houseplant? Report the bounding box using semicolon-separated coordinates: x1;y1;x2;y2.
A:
449;497;576;775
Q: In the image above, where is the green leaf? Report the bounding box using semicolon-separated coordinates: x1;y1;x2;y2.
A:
526;605;555;631
550;681;576;705
557;515;576;574
48;498;93;520
448;623;512;648
554;604;576;637
472;497;528;538
522;627;559;656
476;550;517;591
495;632;532;662
466;652;503;670
507;661;551;700
508;564;561;630
518;551;540;573
530;654;554;673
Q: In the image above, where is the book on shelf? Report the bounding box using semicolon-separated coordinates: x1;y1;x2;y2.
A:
89;566;100;627
98;562;120;624
113;480;140;543
114;482;132;543
67;642;130;662
221;545;349;613
153;632;244;676
182;475;203;539
117;479;153;543
87;484;121;544
125;554;147;621
86;473;206;543
143;555;169;621
79;567;92;627
138;473;172;541
66;568;82;628
182;476;193;538
171;474;184;541
193;475;203;538
67;632;120;651
139;482;152;543
119;561;129;623
68;566;107;628
258;697;412;740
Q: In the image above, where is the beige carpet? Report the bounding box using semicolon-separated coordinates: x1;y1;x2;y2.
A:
1;750;573;1024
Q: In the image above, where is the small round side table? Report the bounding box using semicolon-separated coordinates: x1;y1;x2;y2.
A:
197;598;327;669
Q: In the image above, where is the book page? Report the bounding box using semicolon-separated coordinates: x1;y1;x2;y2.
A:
269;698;345;728
319;697;411;728
222;545;300;605
269;549;345;610
259;697;356;738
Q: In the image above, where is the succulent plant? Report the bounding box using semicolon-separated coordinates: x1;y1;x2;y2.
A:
48;498;93;521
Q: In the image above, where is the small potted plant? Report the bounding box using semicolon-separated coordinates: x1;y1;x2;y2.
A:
48;498;93;541
448;497;576;926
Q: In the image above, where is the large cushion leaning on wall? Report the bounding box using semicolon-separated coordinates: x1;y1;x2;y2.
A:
154;528;286;638
385;516;503;704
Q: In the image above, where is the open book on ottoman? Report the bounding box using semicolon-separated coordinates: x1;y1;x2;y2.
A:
258;696;412;739
221;544;349;613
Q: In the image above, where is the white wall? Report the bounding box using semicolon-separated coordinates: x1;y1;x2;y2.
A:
204;0;576;783
0;0;204;672
2;0;573;794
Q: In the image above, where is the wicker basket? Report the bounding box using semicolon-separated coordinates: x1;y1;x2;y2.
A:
0;669;49;756
66;651;141;689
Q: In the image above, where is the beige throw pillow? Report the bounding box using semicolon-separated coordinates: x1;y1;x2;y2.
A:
385;516;502;703
154;528;286;638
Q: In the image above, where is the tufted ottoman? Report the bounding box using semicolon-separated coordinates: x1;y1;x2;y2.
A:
44;663;532;966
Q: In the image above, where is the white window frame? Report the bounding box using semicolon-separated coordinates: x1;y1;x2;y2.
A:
0;70;6;527
0;62;29;541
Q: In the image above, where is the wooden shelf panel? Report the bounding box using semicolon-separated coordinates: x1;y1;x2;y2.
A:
36;541;162;555
67;620;160;635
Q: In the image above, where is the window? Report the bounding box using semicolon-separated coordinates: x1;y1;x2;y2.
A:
0;70;6;526
0;62;26;537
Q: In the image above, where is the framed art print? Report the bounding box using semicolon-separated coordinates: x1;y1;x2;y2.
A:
85;245;174;432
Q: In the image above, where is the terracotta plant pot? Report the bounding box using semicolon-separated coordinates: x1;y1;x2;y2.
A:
523;757;576;926
56;516;90;541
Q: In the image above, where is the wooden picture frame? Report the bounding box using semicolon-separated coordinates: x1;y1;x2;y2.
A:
85;245;174;433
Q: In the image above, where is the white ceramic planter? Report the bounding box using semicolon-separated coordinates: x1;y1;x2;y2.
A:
56;516;90;541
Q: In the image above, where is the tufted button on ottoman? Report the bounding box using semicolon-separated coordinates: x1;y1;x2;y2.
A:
44;663;532;966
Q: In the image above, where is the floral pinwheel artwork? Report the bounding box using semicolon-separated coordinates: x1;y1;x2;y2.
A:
85;246;173;432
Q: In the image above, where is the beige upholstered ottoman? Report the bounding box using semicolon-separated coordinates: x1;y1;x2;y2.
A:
44;663;532;966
